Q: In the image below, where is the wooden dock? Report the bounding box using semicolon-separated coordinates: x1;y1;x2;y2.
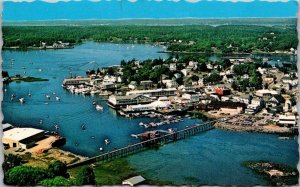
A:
67;121;214;168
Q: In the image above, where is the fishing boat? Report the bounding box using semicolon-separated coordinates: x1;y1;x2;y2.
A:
19;98;25;104
96;105;103;111
104;139;110;145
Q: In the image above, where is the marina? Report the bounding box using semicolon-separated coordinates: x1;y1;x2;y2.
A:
2;42;298;185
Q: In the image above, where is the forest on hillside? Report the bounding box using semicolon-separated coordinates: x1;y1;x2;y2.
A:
3;23;297;54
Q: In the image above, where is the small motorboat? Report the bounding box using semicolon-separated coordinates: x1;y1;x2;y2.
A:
81;124;86;130
39;119;43;124
55;96;60;101
92;101;96;105
139;122;144;126
4;89;7;92
46;95;51;100
104;139;110;145
54;124;59;130
19;98;25;104
11;94;16;98
96;105;103;111
99;147;104;151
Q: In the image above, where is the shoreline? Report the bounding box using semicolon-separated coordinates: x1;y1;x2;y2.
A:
3;42;296;56
190;110;295;135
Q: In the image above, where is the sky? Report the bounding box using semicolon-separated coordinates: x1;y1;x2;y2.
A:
2;0;299;21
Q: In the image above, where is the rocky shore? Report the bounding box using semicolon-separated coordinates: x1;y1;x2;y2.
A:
214;122;292;134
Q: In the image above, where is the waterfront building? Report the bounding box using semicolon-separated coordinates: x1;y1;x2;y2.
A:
125;100;171;112
2;123;13;132
278;115;297;127
182;92;200;103
62;77;91;87
101;82;116;90
3;127;45;149
108;94;153;108
126;88;177;97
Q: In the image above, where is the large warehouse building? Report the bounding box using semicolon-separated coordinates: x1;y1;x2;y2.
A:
3;127;45;149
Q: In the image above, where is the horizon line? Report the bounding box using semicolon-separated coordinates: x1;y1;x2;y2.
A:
3;17;297;22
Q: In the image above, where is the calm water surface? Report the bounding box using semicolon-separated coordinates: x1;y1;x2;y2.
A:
2;42;298;185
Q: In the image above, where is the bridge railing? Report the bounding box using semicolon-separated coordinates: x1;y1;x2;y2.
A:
67;121;214;168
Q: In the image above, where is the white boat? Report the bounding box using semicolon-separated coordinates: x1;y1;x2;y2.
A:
55;96;60;101
54;125;59;130
99;147;104;151
46;95;51;99
96;105;103;111
19;98;25;103
139;122;144;126
4;89;7;92
104;139;110;145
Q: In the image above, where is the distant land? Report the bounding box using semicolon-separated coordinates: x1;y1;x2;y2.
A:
2;18;297;27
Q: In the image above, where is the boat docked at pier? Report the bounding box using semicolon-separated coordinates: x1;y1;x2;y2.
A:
96;105;103;111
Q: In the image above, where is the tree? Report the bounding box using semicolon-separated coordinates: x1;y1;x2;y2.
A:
223;58;231;69
75;166;95;185
2;154;22;173
107;67;115;76
39;176;73;186
4;166;49;186
191;75;199;82
197;62;207;72
48;160;68;178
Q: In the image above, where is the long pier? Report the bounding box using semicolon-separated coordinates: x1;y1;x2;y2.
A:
67;121;214;168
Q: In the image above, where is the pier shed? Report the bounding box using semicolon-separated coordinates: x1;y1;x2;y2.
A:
122;176;145;186
3;127;45;149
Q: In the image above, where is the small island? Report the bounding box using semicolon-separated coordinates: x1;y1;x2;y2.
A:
3;73;49;83
243;160;298;186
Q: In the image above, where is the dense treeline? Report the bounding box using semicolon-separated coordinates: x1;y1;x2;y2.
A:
2;155;95;186
3;24;297;54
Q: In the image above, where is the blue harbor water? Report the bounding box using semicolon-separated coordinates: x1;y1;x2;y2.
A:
2;42;298;185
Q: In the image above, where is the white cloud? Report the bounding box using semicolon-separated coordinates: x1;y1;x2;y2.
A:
185;0;201;2
4;0;35;2
259;0;290;2
217;0;254;2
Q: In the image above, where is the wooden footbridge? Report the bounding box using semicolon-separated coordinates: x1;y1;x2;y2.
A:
67;121;215;168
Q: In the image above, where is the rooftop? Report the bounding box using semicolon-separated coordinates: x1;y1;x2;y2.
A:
122;176;145;186
3;127;44;141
